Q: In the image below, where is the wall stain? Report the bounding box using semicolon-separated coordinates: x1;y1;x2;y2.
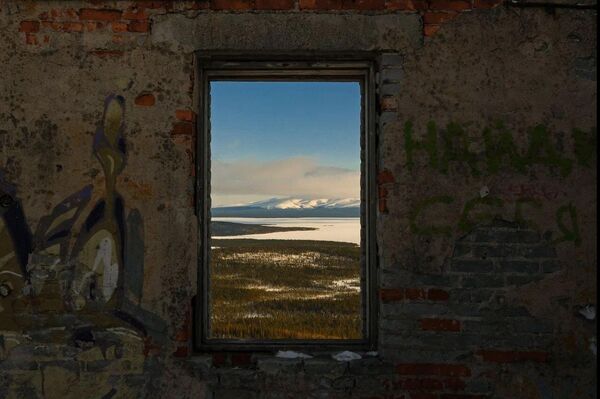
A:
0;95;166;344
404;121;596;177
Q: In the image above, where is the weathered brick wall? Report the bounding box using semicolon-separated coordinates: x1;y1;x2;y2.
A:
0;1;596;398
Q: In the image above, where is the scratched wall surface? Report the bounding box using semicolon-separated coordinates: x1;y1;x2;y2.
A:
0;1;597;398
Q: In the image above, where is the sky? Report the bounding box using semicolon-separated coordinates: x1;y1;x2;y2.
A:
210;81;361;207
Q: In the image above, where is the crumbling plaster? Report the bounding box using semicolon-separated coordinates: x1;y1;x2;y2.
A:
0;1;597;398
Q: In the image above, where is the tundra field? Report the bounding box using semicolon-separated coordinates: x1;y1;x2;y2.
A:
209;238;363;340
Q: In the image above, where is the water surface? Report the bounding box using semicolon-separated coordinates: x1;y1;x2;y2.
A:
212;217;360;244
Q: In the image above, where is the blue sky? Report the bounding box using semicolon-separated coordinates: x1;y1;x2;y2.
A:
210;82;361;206
211;82;360;170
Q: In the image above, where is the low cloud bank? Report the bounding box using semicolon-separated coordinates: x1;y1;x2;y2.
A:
212;157;359;206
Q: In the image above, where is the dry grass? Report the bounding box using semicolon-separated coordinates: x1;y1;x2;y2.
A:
209;239;362;340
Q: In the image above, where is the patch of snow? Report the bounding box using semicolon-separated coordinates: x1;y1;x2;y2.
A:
329;278;361;292
579;305;596;320
276;350;313;359
479;186;490;198
242;312;272;319
332;351;362;361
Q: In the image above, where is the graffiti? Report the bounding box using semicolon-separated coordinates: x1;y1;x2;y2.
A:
410;194;582;246
34;185;92;259
500;183;565;201
404;121;596;177
69;94;128;311
124;209;144;305
458;196;504;232
0;95;164;340
514;198;543;228
409;195;454;236
0;176;32;315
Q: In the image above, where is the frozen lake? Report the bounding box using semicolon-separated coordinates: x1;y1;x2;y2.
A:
212;217;360;244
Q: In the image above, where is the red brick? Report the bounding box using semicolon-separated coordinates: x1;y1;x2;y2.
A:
377;169;395;184
176;109;196;122
231;352;253;366
473;0;502;7
396;363;471;377
187;1;211;9
442;378;467;391
19;21;40;33
396;378;444;390
174;327;189;342
379;198;388;213
212;352;227;367
424;24;441;37
62;22;84;32
173;345;189;358
25;33;38;45
428;0;472;10
299;0;343;9
477;350;549;363
381;95;398;112
66;8;79;19
123;7;148;20
423;11;458;24
79;8;122;21
112;34;124;43
211;0;255;10
41;21;57;30
42;21;84;32
385;0;428;10
85;21;107;31
135;93;156;106
174;307;192;342
405;288;427;300
420;318;461;332
143;336;161;357
378;185;389;199
255;0;295;9
112;21;128;32
128;19;150;32
136;1;169;9
47;8;78;20
427;288;449;301
172;122;194;136
380;288;404;302
342;0;386;10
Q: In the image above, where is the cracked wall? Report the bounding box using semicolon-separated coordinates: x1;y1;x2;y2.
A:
0;1;596;398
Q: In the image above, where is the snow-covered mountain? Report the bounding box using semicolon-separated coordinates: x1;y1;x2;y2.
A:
212;198;360;217
248;197;359;210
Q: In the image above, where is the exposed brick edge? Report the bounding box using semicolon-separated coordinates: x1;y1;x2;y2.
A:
19;0;506;45
380;287;450;302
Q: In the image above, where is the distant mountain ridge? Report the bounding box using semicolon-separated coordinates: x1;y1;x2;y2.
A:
212;197;360;217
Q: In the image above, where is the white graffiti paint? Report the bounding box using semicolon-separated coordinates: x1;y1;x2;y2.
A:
74;235;119;304
95;237;118;301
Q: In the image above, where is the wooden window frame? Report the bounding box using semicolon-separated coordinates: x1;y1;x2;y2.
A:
194;54;378;352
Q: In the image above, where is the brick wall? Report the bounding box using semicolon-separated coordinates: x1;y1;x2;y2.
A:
0;0;596;398
16;0;504;47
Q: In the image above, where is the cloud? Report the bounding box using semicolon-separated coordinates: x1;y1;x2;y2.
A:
212;157;359;206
